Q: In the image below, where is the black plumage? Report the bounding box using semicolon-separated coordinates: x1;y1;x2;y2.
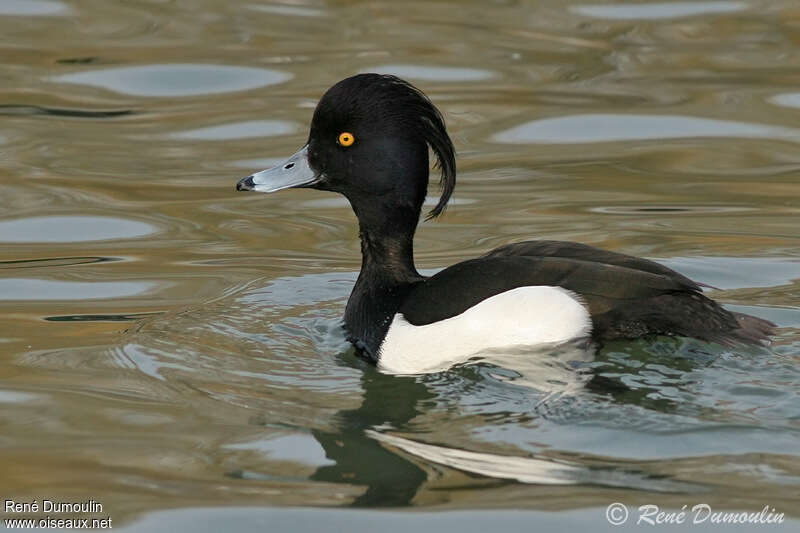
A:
401;242;772;346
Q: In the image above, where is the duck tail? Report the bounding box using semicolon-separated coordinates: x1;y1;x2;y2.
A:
728;312;776;344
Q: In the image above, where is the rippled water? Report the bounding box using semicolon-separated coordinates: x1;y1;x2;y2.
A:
1;0;799;530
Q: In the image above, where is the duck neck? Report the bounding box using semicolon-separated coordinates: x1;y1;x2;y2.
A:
354;203;422;283
358;221;419;282
344;203;424;360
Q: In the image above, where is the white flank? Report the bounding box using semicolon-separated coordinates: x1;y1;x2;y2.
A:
377;286;592;374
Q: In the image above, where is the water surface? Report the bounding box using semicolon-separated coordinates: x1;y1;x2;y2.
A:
0;0;798;530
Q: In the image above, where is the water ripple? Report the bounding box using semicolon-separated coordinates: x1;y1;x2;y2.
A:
52;64;292;97
0;0;69;16
247;4;326;17
493;114;800;144
571;1;748;20
770;93;800;109
366;64;496;82
0;105;133;119
170;120;297;141
0;279;156;300
0;216;156;243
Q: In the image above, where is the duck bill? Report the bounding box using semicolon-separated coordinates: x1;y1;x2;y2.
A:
236;145;319;193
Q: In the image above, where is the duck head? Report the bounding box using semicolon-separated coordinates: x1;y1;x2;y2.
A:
236;74;456;225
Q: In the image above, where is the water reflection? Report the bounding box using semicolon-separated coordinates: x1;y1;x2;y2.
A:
366;64;496;82
0;216;156;243
369;431;701;492
571;1;748;20
726;304;800;328
170;120;297;141
247;4;326;17
308;368;432;506
493;114;800;144
112;343;197;381
0;0;69;16
590;206;752;215
218;276;734;504
0;279;155;300
657;257;800;290
44;312;163;322
0;390;40;404
2;0;800;524
304;354;702;504
0;256;120;270
119;506;704;533
52;64;292;97
224;434;334;467
9;261;793;517
0;104;133;119
770;93;800;109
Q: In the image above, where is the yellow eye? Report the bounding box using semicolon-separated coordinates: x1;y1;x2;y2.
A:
338;132;355;147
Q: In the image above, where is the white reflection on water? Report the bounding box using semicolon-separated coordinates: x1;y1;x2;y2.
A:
170;120;297;141
365;64;496;82
223;434;334;466
247;4;326;17
657;257;800;290
121;506;797;533
0;216;156;243
0;279;155;300
369;431;701;492
371;430;582;485
571;1;747;20
53;64;292;97
770;93;800;109
0;390;40;404
0;0;69;16
493;114;800;144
